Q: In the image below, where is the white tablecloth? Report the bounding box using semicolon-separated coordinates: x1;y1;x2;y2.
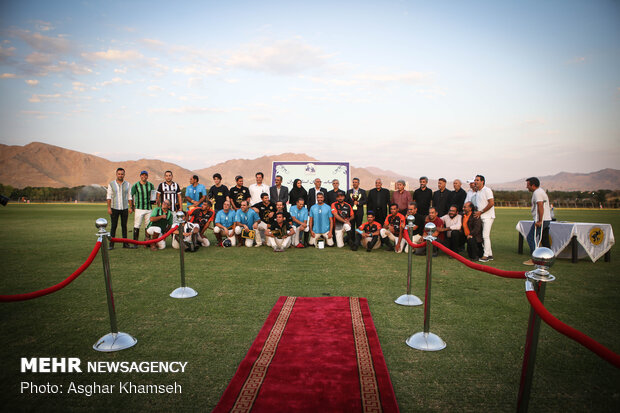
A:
516;221;615;262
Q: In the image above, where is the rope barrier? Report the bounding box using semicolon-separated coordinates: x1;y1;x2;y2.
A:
431;240;526;279
110;224;178;245
402;229;426;249
0;242;102;302
525;290;620;368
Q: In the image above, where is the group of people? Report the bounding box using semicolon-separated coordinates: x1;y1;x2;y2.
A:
106;168;552;264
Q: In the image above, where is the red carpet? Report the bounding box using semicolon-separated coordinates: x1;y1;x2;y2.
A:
213;296;399;413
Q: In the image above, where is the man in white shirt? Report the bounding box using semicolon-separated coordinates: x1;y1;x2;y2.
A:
249;172;271;205
465;179;477;205
473;174;495;262
439;205;463;252
523;177;552;265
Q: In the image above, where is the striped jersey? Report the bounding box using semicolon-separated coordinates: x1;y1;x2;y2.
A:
157;181;182;211
131;181;155;210
107;180;132;210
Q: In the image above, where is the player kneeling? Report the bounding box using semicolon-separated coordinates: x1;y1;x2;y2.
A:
214;201;237;247
146;200;173;250
265;212;295;252
380;204;406;253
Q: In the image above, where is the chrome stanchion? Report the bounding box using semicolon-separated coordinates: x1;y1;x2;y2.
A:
170;211;198;299
406;222;446;351
395;215;423;306
517;247;556;413
93;218;137;352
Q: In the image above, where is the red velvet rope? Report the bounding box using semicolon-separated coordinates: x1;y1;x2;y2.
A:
110;224;178;245
525;290;620;369
0;242;102;302
431;240;526;279
402;229;427;248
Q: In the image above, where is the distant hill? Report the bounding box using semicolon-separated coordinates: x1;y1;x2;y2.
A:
0;142;196;187
1;142;618;191
493;169;620;191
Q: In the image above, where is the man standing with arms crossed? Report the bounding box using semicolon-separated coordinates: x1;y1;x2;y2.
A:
131;170;155;245
474;174;495;262
106;167;135;250
185;175;206;210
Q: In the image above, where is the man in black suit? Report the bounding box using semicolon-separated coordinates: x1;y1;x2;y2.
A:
366;178;390;242
346;177;367;230
307;178;328;210
269;175;289;205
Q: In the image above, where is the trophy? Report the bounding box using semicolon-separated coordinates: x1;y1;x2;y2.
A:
241;229;255;239
351;193;359;211
271;228;283;238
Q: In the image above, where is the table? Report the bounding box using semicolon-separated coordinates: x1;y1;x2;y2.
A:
516;221;614;263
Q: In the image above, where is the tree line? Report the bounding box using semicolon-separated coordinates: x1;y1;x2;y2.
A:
1;184;618;207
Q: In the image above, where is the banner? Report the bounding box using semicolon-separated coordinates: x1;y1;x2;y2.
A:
271;161;350;192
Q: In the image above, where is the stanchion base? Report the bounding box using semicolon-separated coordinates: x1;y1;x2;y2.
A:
395;294;423;306
170;286;198;299
406;331;446;351
93;332;137;352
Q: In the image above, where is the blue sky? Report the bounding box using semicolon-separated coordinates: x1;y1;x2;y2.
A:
1;0;619;183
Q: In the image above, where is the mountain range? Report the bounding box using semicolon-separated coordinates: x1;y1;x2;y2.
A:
1;142;618;191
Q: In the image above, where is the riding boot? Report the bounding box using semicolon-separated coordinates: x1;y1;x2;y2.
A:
383;238;393;251
215;231;223;246
303;231;309;247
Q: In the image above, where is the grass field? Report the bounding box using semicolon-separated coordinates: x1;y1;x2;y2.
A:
0;204;619;412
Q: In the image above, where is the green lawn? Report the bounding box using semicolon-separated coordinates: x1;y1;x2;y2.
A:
0;204;619;412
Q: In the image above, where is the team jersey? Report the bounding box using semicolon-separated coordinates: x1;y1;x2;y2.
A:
229;186;250;208
131;181;155;210
252;201;277;223
289;205;308;227
268;221;291;239
331;201;352;220
359;221;382;235
235;208;260;228
157;181;181;211
185;183;207;208
215;209;236;229
384;213;406;234
271;210;293;227
147;207;173;231
309;203;333;234
208;184;229;210
189;207;214;230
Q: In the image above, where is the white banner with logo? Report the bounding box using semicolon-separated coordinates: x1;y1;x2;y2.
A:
271;161;350;192
516;221;615;262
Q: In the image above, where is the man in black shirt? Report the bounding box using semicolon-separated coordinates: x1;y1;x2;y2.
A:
451;179;467;213
229;175;251;211
404;201;425;253
208;173;230;213
252;192;276;247
331;191;353;248
366;178;390;232
272;200;293;227
265;212;295;251
352;211;382;252
432;178;452;217
326;179;342;206
413;176;433;216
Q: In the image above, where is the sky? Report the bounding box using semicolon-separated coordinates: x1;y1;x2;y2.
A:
0;0;619;183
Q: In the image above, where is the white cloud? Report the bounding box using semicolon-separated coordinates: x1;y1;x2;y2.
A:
114;67;127;73
82;49;145;62
21;110;60;118
28;93;61;103
98;77;132;87
150;106;236;114
173;64;221;76
1;73;17;79
72;81;86;92
147;85;163;91
33;20;54;32
227;39;331;75
25;79;39;86
0;46;16;61
12;29;71;54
